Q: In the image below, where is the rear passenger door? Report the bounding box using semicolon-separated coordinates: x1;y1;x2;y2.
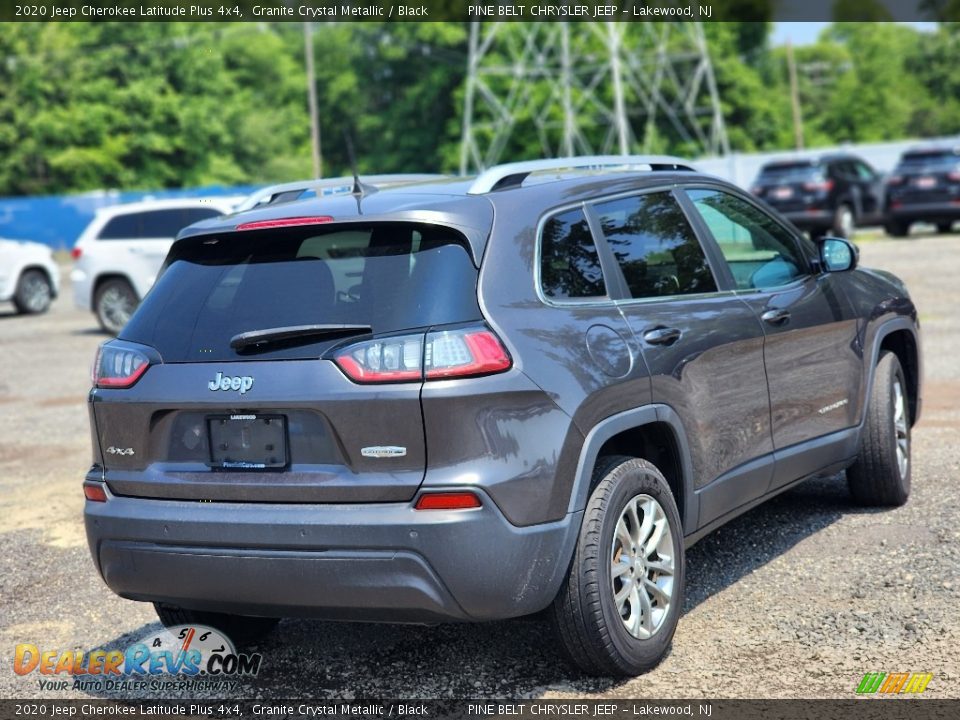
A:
683;187;862;490
589;189;775;527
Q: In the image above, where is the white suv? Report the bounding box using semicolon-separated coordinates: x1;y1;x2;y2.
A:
71;198;238;333
0;238;60;315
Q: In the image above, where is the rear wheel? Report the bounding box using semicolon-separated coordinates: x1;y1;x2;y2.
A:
13;269;52;314
154;604;279;645
833;203;855;238
884;220;909;238
847;351;911;506
95;278;138;334
552;456;684;676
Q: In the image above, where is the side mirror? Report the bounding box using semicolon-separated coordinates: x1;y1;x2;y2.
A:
819;237;858;273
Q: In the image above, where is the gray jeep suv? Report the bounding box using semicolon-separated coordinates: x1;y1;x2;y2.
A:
84;157;921;676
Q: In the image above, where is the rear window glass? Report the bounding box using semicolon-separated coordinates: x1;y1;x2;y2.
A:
98;208;222;240
896;152;960;173
121;223;481;362
540;208;607;300
756;164;822;184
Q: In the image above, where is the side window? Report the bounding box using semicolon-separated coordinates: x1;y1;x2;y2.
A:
540;208;607;300
181;208;222;226
853;161;876;181
97;213;142;240
138;209;199;239
593;191;717;299
686;189;810;290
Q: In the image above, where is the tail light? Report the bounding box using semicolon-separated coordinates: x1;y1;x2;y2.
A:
887;175;904;185
93;344;151;388
750;186;764;195
948;170;960;182
803;180;834;192
70;247;82;260
415;491;482;510
333;325;511;384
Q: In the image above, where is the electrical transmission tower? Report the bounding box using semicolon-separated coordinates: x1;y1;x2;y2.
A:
459;21;730;174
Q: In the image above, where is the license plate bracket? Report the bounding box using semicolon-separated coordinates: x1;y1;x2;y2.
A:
207;414;287;469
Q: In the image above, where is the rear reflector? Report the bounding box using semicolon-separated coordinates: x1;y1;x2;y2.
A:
415;492;482;510
236;216;334;231
83;483;108;502
70;247;82;260
333;325;511;384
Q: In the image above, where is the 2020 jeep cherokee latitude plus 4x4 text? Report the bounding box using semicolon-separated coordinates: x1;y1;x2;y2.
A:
83;157;921;676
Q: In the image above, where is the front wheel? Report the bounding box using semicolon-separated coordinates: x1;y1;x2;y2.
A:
552;456;685;676
833;204;855;238
13;269;52;314
847;351;911;506
154;604;280;645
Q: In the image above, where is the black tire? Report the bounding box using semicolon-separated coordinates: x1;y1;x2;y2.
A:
551;456;685;676
94;278;138;334
936;222;954;234
832;203;855;238
884;220;909;238
12;269;52;314
154;603;279;645
847;351;911;507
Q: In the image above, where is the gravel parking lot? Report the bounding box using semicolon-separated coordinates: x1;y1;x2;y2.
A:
1;234;958;700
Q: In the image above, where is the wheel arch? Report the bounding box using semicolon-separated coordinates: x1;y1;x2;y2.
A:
93;273;140;303
19;264;58;298
568;405;697;535
874;322;921;426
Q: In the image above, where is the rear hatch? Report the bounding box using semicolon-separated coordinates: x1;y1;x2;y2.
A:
90;221;485;503
752;162;832;213
888;150;960;205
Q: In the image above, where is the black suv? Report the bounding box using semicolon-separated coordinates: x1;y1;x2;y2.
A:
885;146;960;237
751;154;886;239
84;157;921;676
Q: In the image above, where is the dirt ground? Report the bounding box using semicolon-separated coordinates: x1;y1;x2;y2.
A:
1;233;958;700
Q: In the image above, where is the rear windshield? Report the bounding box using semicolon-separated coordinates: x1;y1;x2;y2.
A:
121;223;482;362
896;151;960;174
756;163;822;184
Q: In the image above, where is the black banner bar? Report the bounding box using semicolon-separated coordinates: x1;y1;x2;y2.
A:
0;0;956;23
0;700;956;720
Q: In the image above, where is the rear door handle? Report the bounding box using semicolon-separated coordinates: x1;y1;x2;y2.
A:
761;308;791;325
642;326;682;346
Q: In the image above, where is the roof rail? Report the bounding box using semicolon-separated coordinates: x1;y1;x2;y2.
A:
466;155;696;195
235;174;449;212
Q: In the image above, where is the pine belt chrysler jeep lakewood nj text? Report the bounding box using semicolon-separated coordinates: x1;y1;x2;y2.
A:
83;157;921;676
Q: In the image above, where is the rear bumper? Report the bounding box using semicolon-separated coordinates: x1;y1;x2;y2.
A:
888;201;960;222
777;209;832;230
84;483;580;623
71;267;92;311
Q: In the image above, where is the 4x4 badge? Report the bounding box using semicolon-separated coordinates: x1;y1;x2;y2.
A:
361;446;407;458
208;372;254;394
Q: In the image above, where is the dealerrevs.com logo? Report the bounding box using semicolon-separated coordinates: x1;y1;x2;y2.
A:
856;672;933;695
14;625;262;693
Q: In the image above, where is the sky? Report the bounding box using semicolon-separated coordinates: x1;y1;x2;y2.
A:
771;22;936;46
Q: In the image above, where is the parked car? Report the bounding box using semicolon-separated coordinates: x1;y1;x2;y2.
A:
0;237;60;314
71;198;238;334
884;145;960;237
751;154;886;239
235;174;448;213
83;156;921;676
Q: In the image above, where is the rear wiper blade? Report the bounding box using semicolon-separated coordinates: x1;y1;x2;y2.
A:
230;324;372;351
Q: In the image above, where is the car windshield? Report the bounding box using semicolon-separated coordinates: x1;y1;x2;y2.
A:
120;222;482;362
756;163;822;185
896;152;960;174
